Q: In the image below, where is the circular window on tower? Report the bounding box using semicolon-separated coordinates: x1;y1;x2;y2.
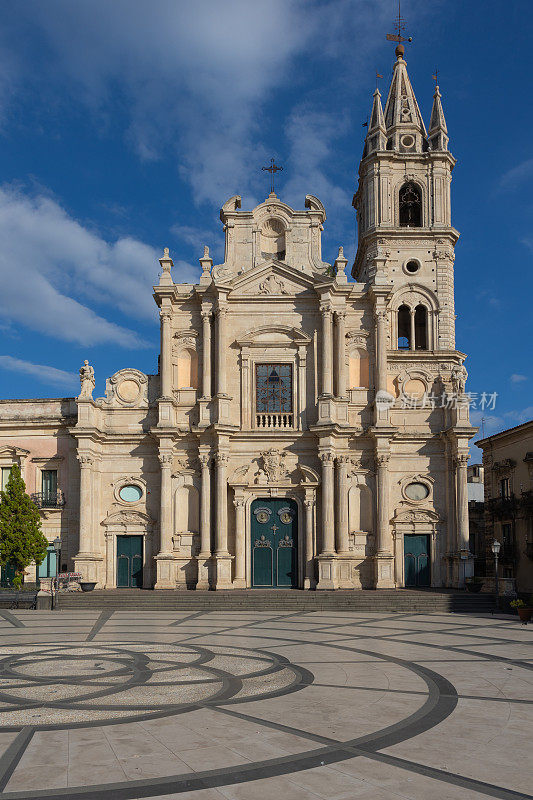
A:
404;259;420;275
404;482;430;501
119;484;143;503
401;134;415;148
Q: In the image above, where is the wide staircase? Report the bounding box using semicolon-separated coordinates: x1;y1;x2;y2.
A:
57;589;495;614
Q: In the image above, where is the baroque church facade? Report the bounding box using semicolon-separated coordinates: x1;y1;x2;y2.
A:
0;48;476;591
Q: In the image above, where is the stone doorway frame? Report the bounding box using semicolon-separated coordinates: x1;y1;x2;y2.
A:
101;511;155;589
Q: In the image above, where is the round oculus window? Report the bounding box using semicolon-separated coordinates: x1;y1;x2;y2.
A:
119;485;143;502
405;482;429;501
405;260;420;274
401;134;415;148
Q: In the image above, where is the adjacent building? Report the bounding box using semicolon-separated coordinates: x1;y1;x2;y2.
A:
477;421;533;597
0;45;477;591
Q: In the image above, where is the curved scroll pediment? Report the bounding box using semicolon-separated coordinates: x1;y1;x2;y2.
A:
101;510;153;527
392;508;441;524
237;324;311;348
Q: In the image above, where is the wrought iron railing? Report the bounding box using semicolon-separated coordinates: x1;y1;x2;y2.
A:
31;491;65;509
487;495;516;518
256;412;294;429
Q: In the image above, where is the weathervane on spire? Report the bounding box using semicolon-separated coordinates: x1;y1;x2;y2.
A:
262;158;283;195
386;0;412;56
432;68;439;88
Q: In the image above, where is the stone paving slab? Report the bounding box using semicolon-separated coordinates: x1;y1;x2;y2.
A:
0;610;530;799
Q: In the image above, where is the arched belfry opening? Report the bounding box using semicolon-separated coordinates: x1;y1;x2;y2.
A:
399;182;422;227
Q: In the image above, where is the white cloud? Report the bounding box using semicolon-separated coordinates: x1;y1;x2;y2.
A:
283;106;351;218
0;185;158;347
500;158;533;190
4;0;413;208
504;406;533;424
510;373;528;383
0;355;77;389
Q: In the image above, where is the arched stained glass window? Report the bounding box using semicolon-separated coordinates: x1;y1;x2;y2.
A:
256;364;293;412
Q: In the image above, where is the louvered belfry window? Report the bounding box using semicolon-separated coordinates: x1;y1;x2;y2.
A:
255;364;293;413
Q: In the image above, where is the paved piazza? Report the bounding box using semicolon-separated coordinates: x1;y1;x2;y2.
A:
0;610;529;799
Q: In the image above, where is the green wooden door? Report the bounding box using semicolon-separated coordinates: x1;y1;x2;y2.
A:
0;562;16;588
116;536;143;588
404;535;430;587
251;499;297;588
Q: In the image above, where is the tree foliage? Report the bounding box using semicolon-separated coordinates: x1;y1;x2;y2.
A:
0;465;48;578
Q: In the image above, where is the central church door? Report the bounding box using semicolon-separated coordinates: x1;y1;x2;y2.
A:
251;499;298;588
116;535;143;588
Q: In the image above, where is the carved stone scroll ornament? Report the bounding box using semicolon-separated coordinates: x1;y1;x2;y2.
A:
256;448;289;483
258;275;288;295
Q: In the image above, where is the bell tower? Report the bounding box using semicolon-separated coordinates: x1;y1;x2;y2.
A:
352;39;475;590
353;45;458;352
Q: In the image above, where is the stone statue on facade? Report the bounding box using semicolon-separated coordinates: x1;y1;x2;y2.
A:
451;364;467;396
79;360;95;399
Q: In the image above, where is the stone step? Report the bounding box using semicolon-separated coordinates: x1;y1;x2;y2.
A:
57;589;494;613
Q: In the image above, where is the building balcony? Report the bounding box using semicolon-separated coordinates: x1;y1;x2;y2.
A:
31;491;65;509
256;412;294;430
487;495;517;518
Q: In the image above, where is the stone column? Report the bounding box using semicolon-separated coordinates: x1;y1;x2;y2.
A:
77;454;94;555
455;453;470;552
304;494;315;589
74;453;104;585
216;307;227;396
160;308;173;397
409;308;416;352
214;451;233;588
335;455;350;554
201;310;212;398
374;451;395;588
334;311;346;398
155;451;176;588
320;452;335;556
158;452;174;555
233;495;246;588
374;309;388;393
321;304;333;396
196;452;212;589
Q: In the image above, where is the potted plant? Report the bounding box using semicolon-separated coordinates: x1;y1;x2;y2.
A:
510;599;533;623
465;576;484;593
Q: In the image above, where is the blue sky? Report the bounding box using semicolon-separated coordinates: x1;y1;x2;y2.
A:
0;0;531;459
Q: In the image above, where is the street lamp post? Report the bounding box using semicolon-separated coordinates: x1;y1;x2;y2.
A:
52;536;61;610
491;539;501;610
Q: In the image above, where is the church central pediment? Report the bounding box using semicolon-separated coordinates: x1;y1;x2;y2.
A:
228;261;317;299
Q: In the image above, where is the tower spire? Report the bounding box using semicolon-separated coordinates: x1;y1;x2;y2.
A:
363;87;387;155
383;51;427;152
428;82;449;151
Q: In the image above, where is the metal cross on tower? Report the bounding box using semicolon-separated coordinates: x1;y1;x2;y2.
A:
262;158;283;194
386;0;412;48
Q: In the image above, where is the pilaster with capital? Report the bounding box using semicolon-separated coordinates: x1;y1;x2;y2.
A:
74;453;104;585
158;451;174;556
215;306;227;396
213;451;233;589
196;452;212;589
455;453;470;553
233;494;246;588
77;454;95;556
320;303;333;396
335;455;350;554
159;307;173;399
334;310;347;398
374;308;388;393
201;309;212;399
319;451;335;556
155;450;177;589
374;450;395;588
303;492;316;589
